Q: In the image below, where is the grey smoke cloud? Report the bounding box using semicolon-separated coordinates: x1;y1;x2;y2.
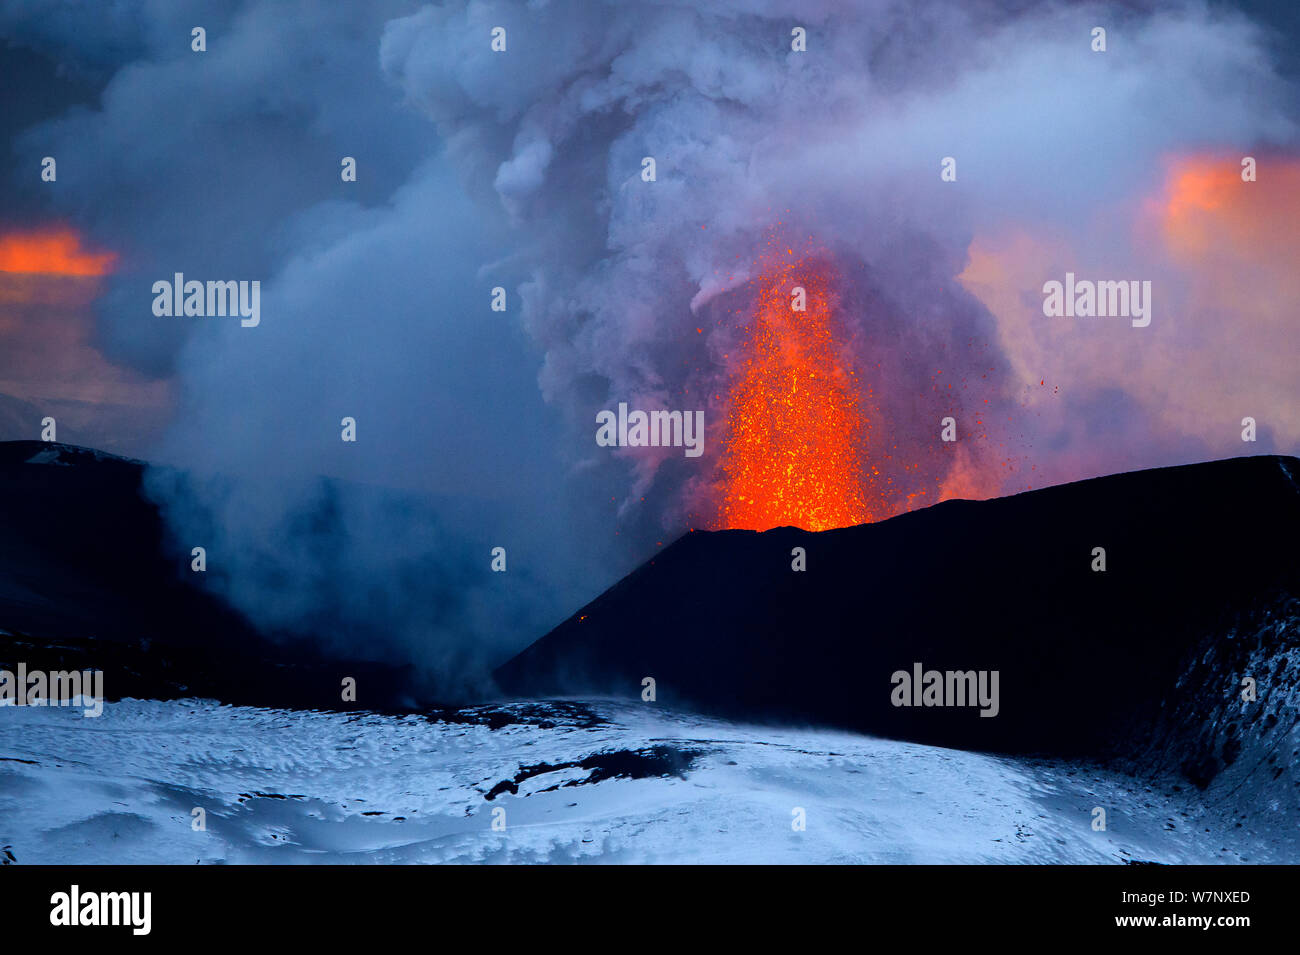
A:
4;0;599;692
4;0;1298;690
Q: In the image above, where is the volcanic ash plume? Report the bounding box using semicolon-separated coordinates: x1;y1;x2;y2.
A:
382;0;1294;534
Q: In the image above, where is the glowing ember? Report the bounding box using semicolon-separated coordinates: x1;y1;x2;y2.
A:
714;255;872;531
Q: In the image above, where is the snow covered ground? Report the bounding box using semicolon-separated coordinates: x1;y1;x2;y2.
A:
0;698;1286;864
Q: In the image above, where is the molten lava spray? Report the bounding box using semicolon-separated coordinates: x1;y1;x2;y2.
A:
714;254;873;531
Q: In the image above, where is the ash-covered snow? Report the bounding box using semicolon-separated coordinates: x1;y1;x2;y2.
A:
0;698;1288;864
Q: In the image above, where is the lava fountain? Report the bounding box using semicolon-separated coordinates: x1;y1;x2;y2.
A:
713;253;873;531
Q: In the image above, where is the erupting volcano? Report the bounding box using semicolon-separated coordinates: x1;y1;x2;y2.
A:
714;254;874;531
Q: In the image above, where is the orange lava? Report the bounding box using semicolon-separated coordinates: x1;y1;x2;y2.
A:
714;255;872;531
0;227;116;276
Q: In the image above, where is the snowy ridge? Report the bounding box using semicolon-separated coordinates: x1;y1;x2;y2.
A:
0;699;1288;864
1119;595;1300;861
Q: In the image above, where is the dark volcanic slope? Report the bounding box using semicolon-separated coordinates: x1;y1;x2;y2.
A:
0;441;413;711
497;455;1300;761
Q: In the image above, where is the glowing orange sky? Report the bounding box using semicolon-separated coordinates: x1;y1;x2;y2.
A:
0;224;169;417
960;152;1300;487
0;227;117;276
1155;153;1300;258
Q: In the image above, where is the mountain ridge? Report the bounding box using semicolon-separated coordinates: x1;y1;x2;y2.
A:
496;453;1300;779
